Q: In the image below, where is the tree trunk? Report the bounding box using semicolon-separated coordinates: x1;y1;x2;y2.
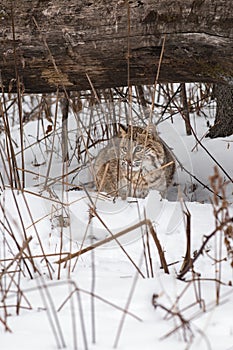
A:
207;84;233;138
0;0;233;93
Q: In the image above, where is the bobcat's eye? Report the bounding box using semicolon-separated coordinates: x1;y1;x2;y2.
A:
135;145;143;152
122;146;128;152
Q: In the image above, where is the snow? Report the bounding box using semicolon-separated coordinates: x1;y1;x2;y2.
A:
0;98;233;350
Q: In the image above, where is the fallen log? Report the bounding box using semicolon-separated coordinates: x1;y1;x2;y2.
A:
0;0;232;93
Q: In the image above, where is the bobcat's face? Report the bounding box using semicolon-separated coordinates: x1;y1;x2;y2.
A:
120;139;157;172
120;140;143;171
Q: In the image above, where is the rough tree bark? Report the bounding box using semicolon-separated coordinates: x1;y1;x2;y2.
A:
0;0;232;93
206;84;233;138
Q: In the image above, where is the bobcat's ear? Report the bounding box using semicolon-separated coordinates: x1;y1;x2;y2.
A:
145;124;159;140
118;123;127;137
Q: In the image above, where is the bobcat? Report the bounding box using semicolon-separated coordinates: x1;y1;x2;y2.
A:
94;124;175;199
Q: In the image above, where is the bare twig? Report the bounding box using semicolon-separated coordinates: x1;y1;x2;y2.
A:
178;216;233;280
179;204;192;275
55;218;169;274
152;294;193;342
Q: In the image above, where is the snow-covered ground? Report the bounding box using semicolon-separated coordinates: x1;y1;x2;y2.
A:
0;98;233;350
